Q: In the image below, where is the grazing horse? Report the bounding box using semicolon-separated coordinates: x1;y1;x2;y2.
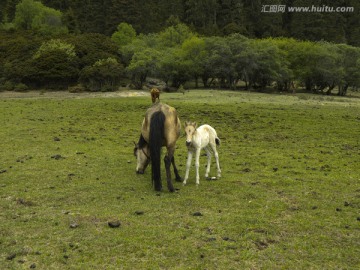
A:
183;122;221;185
134;103;182;192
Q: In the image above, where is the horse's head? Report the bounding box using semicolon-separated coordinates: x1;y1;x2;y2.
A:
184;121;197;147
134;142;150;174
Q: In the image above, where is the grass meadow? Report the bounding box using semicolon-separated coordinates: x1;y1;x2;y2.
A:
1;90;359;269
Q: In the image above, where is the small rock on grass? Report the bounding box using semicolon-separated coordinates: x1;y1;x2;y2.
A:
108;220;121;228
192;212;203;217
6;253;16;261
69;223;79;229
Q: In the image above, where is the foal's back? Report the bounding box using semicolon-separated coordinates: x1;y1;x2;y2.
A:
197;124;218;147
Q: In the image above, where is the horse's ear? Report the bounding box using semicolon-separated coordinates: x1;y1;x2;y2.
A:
184;121;188;128
193;122;197;129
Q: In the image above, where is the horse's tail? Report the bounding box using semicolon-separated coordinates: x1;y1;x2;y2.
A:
149;111;165;191
215;137;220;146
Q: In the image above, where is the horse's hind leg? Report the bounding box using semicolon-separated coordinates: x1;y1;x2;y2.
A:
164;149;175;192
212;145;221;178
171;156;182;182
205;148;212;178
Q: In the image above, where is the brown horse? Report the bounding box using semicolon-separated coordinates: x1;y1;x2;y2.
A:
134;102;182;192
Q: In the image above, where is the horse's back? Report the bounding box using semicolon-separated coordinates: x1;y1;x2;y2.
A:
142;103;181;146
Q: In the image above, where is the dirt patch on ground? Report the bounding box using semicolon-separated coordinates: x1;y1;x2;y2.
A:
0;90;148;99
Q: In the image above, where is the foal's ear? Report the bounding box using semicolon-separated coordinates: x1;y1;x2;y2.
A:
193;122;197;129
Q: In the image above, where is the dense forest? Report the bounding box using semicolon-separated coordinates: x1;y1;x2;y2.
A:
0;0;360;95
1;0;359;45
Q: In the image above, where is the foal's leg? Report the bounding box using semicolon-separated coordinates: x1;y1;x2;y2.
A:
164;148;175;192
171;156;182;182
211;143;221;178
205;147;212;178
195;148;201;185
183;151;193;185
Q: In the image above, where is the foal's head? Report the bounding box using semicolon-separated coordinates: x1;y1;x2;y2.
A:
134;135;150;174
184;121;197;147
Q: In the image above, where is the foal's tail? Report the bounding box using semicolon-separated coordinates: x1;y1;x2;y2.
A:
215;137;220;146
150;111;165;191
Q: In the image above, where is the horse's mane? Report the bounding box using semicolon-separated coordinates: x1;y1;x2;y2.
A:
137;134;147;148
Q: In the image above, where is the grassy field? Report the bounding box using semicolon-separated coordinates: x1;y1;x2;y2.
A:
1;90;359;269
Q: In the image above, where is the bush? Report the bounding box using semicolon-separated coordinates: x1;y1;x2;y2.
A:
3;81;14;91
13;83;28;92
79;58;125;91
26;49;79;89
68;84;85;93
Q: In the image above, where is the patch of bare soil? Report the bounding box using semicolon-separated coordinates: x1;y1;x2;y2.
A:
0;90;148;99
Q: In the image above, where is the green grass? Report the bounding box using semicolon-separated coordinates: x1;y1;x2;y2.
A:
1;90;359;269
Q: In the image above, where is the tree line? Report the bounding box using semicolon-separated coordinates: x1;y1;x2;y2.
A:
1;0;360;46
0;0;360;95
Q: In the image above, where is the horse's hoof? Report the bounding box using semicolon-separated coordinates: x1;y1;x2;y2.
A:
154;186;162;192
175;177;183;182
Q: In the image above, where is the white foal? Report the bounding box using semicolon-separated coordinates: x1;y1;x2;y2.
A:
183;122;221;185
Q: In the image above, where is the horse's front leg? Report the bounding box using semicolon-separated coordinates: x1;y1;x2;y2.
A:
195;148;201;185
164;150;175;192
183;151;193;185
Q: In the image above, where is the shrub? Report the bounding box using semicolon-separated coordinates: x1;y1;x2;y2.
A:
27;49;79;89
79;58;125;91
14;83;28;92
3;81;14;91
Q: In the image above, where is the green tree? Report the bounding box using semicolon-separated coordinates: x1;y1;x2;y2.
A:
158;23;195;47
157;47;192;88
23;38;78;88
66;33;120;69
184;0;218;35
14;0;67;35
126;47;161;89
336;44;360;95
111;22;137;49
79;58;125;91
181;36;206;88
202;36;235;88
33;39;75;59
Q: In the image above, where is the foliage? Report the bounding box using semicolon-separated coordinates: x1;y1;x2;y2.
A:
79;58;124;91
33;38;76;59
5;0;359;46
111;22;137;49
66;33;120;69
26;49;79;89
14;0;67;35
126;48;161;89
